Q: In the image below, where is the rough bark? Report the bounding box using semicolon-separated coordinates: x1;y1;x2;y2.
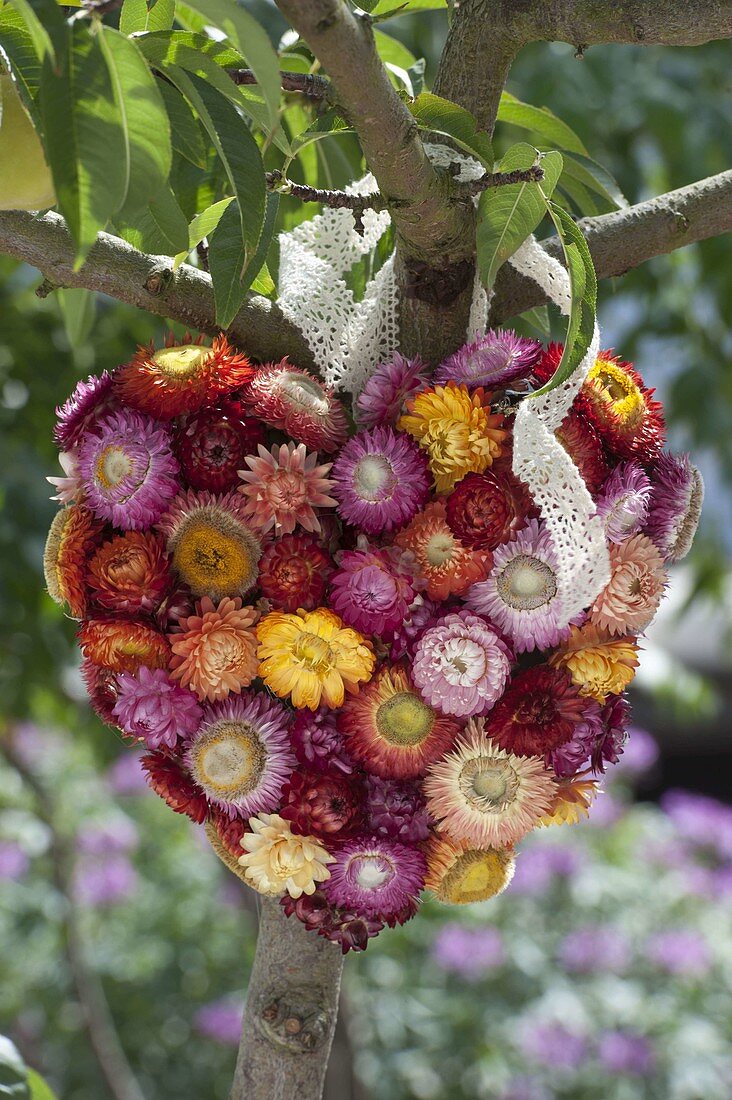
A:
231;898;344;1100
491;168;732;321
436;0;732;133
0;210;315;367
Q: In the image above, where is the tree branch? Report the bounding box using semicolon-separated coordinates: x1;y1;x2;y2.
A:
491;169;732;321
231;898;343;1100
436;0;732;133
229;69;333;101
0;210;315;367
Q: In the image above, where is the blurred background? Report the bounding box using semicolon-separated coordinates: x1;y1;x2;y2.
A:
1;11;731;1100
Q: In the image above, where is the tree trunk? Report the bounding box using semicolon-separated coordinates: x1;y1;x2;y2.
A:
231;898;344;1100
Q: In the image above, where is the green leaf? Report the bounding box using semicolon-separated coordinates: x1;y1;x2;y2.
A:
181;0;281;129
0;5;43;116
0;1034;29;1098
208;189;278;324
497;91;589;156
373;27;417;71
173;195;233;267
158;78;206;167
532;199;597;397
7;0;54;63
250;261;274;296
561;151;627;211
408;91;492;166
26;1069;56;1100
367;0;446;18
476;144;562;288
39;24;128;264
518;304;551;338
120;0;174;33
57;287;96;347
116;182;189;254
98;27;172;216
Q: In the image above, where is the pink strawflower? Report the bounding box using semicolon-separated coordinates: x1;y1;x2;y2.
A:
331;427;431;535
240;360;348;453
590;533;667;635
78;409;179;529
389;595;438;660
355;353;431;429
54;370;116;449
238;442;337;536
47;450;82;504
412;610;512;718
112;666;203;749
329;547;419;637
185;693;294;818
467;519;570;653
645;452;704;562
434;329;541;389
322;835;426;925
595;461;652;543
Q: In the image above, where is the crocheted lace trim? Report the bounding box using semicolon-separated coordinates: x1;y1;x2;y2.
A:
276;146;610;620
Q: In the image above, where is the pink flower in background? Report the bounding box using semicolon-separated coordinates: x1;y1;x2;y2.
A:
431;924;505;979
194;999;244;1045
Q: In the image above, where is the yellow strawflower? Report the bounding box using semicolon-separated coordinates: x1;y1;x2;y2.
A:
549;623;639;702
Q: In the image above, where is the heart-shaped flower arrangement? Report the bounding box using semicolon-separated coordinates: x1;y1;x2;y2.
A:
44;330;702;952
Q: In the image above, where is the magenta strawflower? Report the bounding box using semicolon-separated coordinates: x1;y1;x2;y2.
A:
645;452;704;562
112;667;203;750
184;693;294;819
365;776;432;843
329;546;419;637
467;519;570;653
331;427;431;535
78;409;179;529
546;698;604;778
434;329;541;390
596;461;652;543
322;835;426;925
289;708;356;776
412;610;512;718
355;353;430;429
389;595;438;661
54;371;116;449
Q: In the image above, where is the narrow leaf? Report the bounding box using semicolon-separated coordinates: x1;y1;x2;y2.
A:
116;183;189;254
519;305;551;338
208;190;277;325
57;288;96;347
98;27;172;215
409;91;492;166
8;0;54;63
476;144;562;288
173;195;233;267
27;1069;57;1100
118;0;148;34
373;27;417;71
0;6;43;115
39;24;128;264
532;199;597;396
498;91;589;156
158;78;206;167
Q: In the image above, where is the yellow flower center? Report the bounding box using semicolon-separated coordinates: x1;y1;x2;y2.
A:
376;691;434;746
293;632;334;674
437;848;514;904
96;445;133;489
170;510;260;599
152;345;211;379
459;759;519;812
189;720;265;797
425;531;456;567
588;361;644;427
497;554;556;611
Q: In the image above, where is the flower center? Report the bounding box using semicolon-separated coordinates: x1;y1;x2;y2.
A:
171;512;260;598
96;445;133;488
189;720;265;798
353;455;396;502
153;345;211;379
376;691;434;746
459;759;519;812
350;853;395;892
497;554;557;610
294;632;333;674
279;372;328;413
267;471;308;510
440;849;511;904
424;531;456;567
439;638;486;685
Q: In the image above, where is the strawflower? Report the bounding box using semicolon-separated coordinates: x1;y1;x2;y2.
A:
238;812;334;898
44;504;102;618
355;353;430;429
87;531;172;616
412;610;512;718
424;836;516;905
435;329;541;389
241;360;348;453
322;835;426;925
590;533;666;636
175;398;265;493
112;667;202;749
395;501;492;601
549;623;639;702
238;442;337;536
645;452;704;562
169;596;259;702
258;533;333;613
331;427;430;535
78;618;170;674
329;546;418;637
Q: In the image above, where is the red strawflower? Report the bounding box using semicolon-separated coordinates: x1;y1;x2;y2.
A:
175;398;265;492
241;360;349;453
280;890;335;931
487;665;592;757
445;471;526;550
208;807;250;857
81;658;120;727
141;752;208;823
115;333;254;419
78;618;171;674
279;770;363;839
87;531;173;616
280;889;386;952
556;409;610;495
258;533;333;612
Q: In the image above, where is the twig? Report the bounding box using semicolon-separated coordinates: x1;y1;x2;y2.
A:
228;69;333;101
0;738;147;1100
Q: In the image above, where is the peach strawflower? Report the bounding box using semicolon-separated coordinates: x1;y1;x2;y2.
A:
590;533;667;635
238;812;334;898
394;500;492;600
43;504;102;618
257;607;375;710
550;623;639;702
398;382;505;493
540;775;600;827
238;442;337;536
169;596;259;702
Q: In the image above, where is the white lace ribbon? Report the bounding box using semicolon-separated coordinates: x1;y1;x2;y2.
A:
276;147;610;620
